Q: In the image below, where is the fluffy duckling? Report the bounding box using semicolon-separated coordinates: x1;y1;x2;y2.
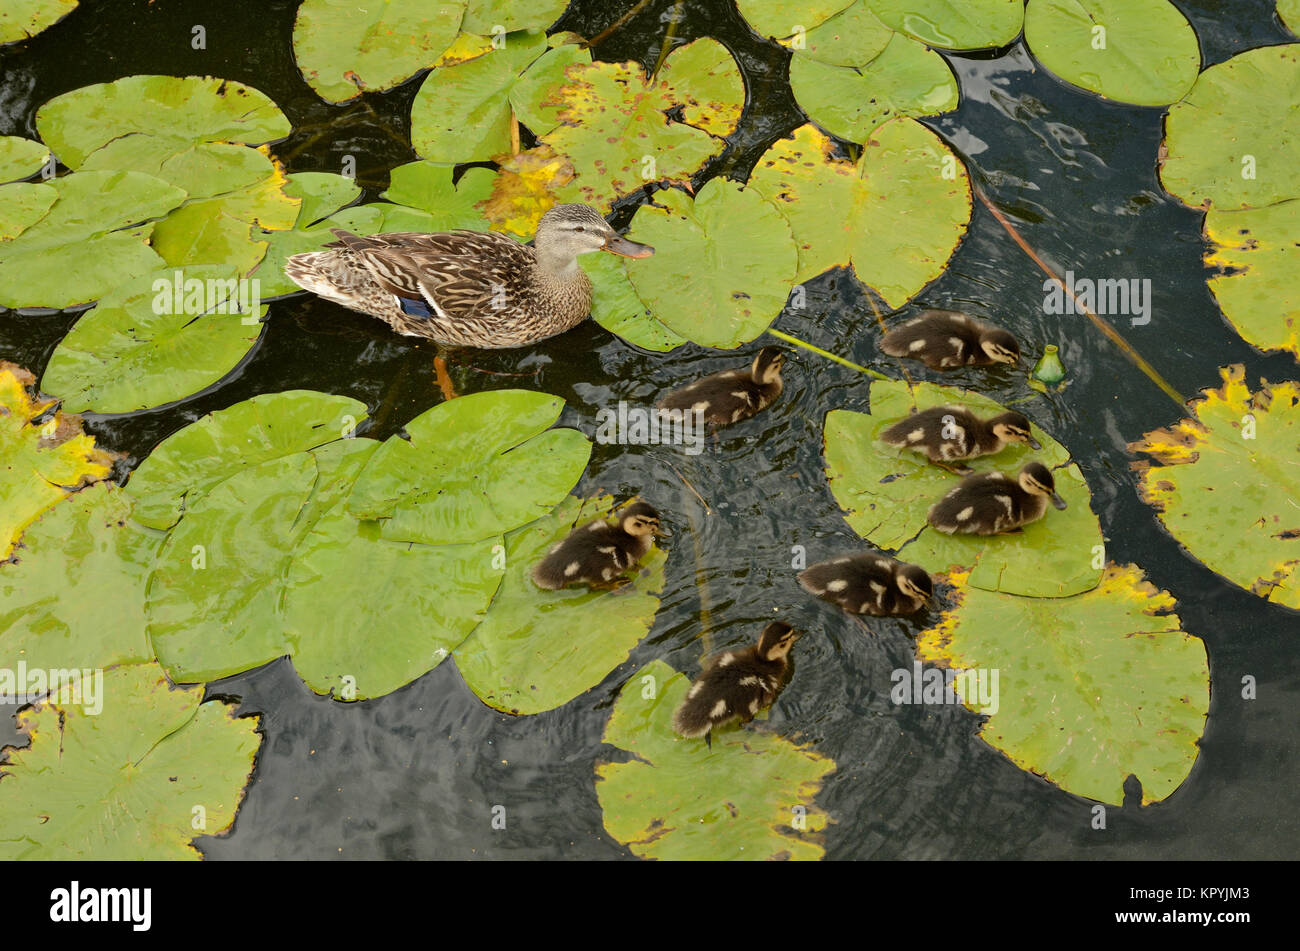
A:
672;621;800;740
927;462;1067;536
531;501;666;590
657;347;785;426
881;310;1020;370
798;552;933;617
879;406;1040;465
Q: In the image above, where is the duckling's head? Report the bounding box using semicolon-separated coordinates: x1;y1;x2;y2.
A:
894;564;933;604
751;347;785;384
979;328;1021;364
757;621;800;661
619;500;668;537
990;411;1041;450
534;204;654;265
1019;462;1068;510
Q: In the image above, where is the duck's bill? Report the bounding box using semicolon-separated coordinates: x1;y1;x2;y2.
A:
604;234;655;258
1051;493;1068;510
1027;436;1043;450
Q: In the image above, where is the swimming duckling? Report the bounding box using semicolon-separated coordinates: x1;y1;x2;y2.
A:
879;406;1040;466
657;347;785;427
880;310;1020;370
798;552;933;616
927;462;1067;536
531;501;666;591
672;621;800;741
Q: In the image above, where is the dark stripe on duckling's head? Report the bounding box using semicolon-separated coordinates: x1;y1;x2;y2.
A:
990;411;1040;449
895;563;933;603
752;346;785;383
1020;462;1067;509
980;328;1021;364
620;500;667;536
757;620;799;660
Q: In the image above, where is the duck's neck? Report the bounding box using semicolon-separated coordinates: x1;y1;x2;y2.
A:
534;247;582;284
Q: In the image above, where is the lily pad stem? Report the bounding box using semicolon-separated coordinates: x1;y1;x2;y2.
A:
766;329;890;380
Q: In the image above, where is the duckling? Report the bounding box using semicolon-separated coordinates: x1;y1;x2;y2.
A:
531;501;666;591
657;347;785;427
879;406;1040;467
927;462;1067;536
672;621;800;741
880;310;1020;370
798;552;933;617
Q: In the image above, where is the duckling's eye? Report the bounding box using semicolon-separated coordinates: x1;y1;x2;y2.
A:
574;226;585;232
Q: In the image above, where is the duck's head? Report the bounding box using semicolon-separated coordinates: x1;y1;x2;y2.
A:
990;411;1041;449
620;500;670;538
894;563;934;604
979;328;1021;364
751;346;785;384
757;621;800;661
1019;462;1067;509
535;204;655;263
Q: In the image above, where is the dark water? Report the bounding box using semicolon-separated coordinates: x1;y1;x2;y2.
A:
2;0;1297;859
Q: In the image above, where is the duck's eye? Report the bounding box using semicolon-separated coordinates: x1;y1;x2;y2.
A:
574;226;585;232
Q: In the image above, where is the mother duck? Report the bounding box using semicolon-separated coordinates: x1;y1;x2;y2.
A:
284;203;654;348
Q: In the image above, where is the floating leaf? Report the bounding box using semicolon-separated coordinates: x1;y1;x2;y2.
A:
456;496;667;715
509;41;590;136
789;32;959;145
1129;365;1300;610
0;362;114;558
462;0;569;33
381;162;496;229
347;390;591;545
1025;0;1199;107
284;171;361;227
1282;0;1300;35
748;120;971;300
292;0;466;103
41;266;264;414
0;484;158;671
596;660;835;860
776;1;892;66
1160;44;1300;210
621;181;796;349
736;0;853;39
478;145;576;236
1203;199;1300;359
870;0;1025;50
0;0;76;45
125;389;367;530
411;31;548;163
0;181;57;241
80;136;274;199
917;565;1208;805
655;33;747;136
581;252;685;352
0;662;260;860
0;169;186;308
0;136;51;183
35;75;289;169
824;379;1104;597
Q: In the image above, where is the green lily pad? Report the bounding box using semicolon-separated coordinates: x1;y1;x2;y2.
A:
0;182;57;240
380;162;497;228
285;171;362;227
35;75;289;169
40;266;264;414
1203;199;1300;359
538;38;744;211
0;362;115;559
824;379;1104;597
411;31;549;163
596;659;835;860
622;180;797;349
870;0;1025;50
347;390;592;545
1024;0;1200;107
125;389;367;530
1281;0;1300;35
292;0;466;103
581;251;685;352
1160;44;1300;210
776;1;893;67
456;496;667;715
462;0;569;33
0;137;51;183
0;662;260;860
1129;365;1300;610
736;0;854;39
0;0;76;45
79;136;274;199
917;564;1208;805
654;34;747;137
0;169;186;308
748;120;971;300
0;483;158;671
510;41;591;137
789;32;959;145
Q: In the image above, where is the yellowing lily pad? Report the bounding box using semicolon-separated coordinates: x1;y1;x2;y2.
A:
0;0;77;44
456;496;667;715
1203;199;1300;359
824;379;1103;597
0;362;114;559
917;565;1208;805
0;662;260;860
596;660;835;860
1129;365;1300;610
748;120;971;301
